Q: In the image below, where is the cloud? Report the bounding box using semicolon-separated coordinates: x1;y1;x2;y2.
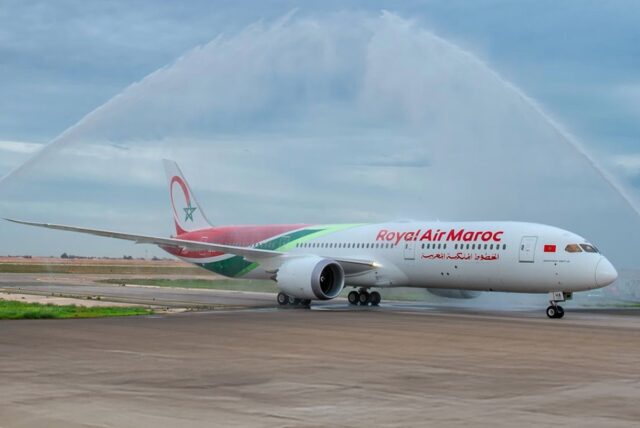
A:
612;154;640;176
1;11;640;266
0;140;43;176
0;140;42;154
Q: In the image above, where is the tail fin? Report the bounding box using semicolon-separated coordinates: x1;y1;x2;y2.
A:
163;159;212;235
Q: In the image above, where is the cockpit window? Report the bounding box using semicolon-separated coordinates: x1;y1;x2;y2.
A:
579;244;599;253
565;244;582;253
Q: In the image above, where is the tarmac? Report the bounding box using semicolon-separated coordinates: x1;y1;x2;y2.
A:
1;273;640;427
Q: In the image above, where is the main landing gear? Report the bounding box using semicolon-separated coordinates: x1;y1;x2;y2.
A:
277;292;311;307
348;288;381;307
546;291;569;319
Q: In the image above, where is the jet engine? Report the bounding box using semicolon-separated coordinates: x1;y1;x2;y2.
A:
427;289;480;299
276;256;345;300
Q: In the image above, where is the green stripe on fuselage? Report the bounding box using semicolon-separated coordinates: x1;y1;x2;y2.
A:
198;224;363;277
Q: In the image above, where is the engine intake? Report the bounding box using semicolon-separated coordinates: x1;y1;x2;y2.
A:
276;257;345;300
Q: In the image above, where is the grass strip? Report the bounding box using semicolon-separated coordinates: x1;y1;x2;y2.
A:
0;300;152;320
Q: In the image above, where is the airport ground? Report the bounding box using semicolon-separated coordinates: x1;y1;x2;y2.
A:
1;259;639;427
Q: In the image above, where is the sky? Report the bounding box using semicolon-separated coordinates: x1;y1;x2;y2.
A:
0;0;639;268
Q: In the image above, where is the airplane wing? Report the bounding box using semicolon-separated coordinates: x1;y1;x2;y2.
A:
4;218;375;273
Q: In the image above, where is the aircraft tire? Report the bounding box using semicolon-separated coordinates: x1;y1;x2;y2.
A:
556;306;565;318
358;291;370;306
546;305;557;318
370;291;381;306
348;291;359;305
277;292;290;306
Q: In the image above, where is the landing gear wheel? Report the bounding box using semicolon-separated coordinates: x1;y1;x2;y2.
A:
369;291;381;306
546;305;565;319
348;291;359;305
300;299;312;307
291;298;301;306
277;292;289;306
358;291;370;306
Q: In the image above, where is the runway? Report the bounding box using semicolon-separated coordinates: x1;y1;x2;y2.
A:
1;274;640;427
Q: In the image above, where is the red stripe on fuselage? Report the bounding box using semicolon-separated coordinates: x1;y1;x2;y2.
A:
163;224;309;259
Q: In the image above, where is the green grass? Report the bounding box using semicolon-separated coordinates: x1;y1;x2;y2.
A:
0;300;153;320
99;278;279;293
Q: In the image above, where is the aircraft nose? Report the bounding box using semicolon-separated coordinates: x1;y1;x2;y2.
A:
595;258;618;287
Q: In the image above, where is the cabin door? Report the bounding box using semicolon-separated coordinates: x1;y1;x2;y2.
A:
403;241;415;260
519;236;537;263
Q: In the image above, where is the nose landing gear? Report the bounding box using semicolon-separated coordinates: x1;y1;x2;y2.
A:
546;291;569;319
348;288;381;307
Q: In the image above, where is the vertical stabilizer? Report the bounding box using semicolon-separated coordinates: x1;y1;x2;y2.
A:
163;159;212;235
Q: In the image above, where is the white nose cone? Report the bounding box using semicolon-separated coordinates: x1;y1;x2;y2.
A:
595;258;618;287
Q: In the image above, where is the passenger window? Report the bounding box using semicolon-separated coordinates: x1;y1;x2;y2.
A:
565;244;582;253
579;244;598;253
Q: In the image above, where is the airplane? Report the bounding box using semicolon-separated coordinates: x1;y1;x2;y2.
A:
5;160;618;319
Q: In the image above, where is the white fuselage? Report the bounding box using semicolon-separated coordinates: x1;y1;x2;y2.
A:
237;221;616;294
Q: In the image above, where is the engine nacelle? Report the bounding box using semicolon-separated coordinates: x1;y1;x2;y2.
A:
276;256;345;300
427;288;481;299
